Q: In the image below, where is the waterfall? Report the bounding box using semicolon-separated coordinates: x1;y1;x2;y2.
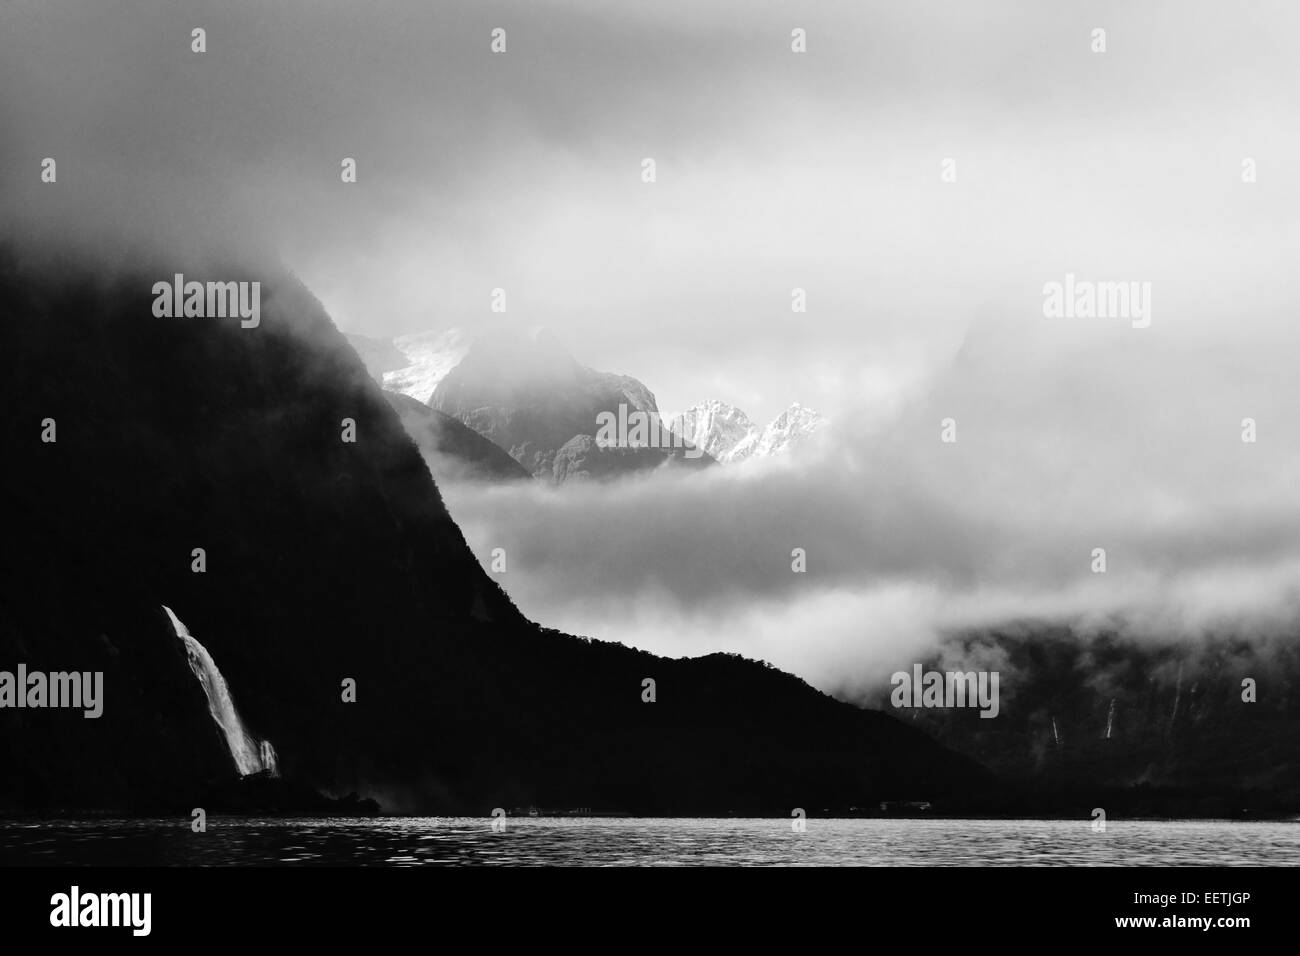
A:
163;605;279;777
1105;698;1117;740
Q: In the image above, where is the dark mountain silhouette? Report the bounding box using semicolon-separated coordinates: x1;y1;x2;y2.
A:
430;326;715;482
384;391;532;484
0;247;987;815
873;625;1300;816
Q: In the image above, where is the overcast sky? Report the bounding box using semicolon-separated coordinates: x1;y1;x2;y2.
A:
7;0;1299;420
5;0;1300;699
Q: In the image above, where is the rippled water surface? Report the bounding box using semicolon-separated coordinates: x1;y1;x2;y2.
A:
1;817;1296;866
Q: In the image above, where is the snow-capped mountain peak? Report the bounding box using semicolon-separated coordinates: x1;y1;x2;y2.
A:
665;400;825;463
742;402;826;459
382;329;472;403
664;400;757;463
346;329;471;403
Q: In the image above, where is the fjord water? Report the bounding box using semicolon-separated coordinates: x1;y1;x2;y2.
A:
1;818;1295;866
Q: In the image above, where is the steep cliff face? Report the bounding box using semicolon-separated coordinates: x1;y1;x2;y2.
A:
0;248;984;814
0;248;520;811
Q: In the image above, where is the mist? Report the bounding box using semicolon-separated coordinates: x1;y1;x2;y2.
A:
5;0;1300;703
438;305;1300;701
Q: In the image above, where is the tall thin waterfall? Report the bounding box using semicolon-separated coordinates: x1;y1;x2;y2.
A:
163;605;279;777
